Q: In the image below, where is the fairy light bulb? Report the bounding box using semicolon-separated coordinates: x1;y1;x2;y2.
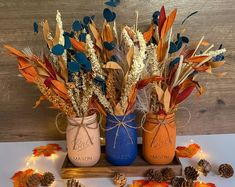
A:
199;150;207;159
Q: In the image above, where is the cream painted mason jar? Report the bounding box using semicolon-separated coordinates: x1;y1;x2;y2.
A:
66;113;101;166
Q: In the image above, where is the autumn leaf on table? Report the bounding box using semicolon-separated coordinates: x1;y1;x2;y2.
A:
195;182;216;187
11;169;34;187
33;143;62;157
176;143;201;158
128;180;169;187
143;181;169;187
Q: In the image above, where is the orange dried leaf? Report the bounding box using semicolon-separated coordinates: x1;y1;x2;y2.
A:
92;100;107;117
51;80;67;95
176;143;201;158
136;76;164;89
143;23;154;43
195;182;216;187
161;9;177;39
11;169;34;187
126;86;138;113
179;79;196;92
157;39;168;62
196;85;206;97
186;56;210;63
4;45;26;58
17;58;38;83
103;23;113;42
193;65;209;72
33;143;62;157
89;21;103;51
209;61;225;68
70;38;86;52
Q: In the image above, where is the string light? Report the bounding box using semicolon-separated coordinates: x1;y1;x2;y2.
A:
199;150;206;159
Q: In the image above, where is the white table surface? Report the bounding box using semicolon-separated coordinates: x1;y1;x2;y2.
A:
0;134;234;187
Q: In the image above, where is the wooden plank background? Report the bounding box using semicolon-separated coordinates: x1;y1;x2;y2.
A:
0;0;234;141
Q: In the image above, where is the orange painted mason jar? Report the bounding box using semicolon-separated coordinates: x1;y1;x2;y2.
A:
142;113;176;165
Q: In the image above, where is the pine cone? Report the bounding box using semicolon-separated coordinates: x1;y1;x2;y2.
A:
113;172;127;187
161;167;175;182
197;159;212;176
154;170;164;182
218;164;234;178
184;166;199;181
171;177;185;187
145;169;155;181
27;173;42;187
181;180;195;187
40;172;55;186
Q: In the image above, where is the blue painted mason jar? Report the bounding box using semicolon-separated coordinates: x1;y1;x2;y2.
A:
105;113;137;166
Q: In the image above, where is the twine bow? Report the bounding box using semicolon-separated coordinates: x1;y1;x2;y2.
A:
149;117;173;148
67;117;98;150
55;108;101;150
102;115;139;149
139;107;191;147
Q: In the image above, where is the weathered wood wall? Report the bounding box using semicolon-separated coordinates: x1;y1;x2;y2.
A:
0;0;234;141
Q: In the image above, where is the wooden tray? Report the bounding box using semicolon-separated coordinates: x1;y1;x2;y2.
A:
61;145;182;179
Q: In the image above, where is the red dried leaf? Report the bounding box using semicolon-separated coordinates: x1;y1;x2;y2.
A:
195;182;216;187
33;143;62;157
44;55;57;79
176;143;201;158
175;86;195;105
158;6;166;37
11;169;34;187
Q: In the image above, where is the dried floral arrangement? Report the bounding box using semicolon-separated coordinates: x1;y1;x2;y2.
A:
136;6;226;115
4;7;147;117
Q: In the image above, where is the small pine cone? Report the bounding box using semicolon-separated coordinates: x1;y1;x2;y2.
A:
154;170;164;182
145;169;155;181
184;166;199;181
113;173;127;187
161;167;175;182
218;164;234;178
197;159;212;176
27;173;42;187
40;172;55;186
181;180;195;187
171;177;185;187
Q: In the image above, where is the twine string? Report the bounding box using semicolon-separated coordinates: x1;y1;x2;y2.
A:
55;108;102;150
101;114;138;149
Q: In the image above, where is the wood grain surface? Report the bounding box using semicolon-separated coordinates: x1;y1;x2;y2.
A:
0;0;234;141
